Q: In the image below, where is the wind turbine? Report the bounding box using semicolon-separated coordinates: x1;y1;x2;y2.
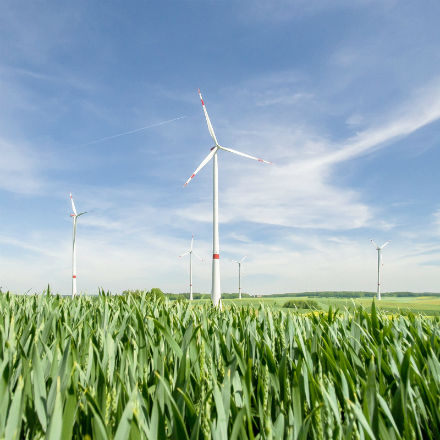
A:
184;89;271;307
370;239;390;301
232;256;247;299
70;193;87;297
179;235;203;300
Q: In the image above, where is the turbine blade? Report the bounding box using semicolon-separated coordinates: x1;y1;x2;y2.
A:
198;89;219;145
77;211;87;217
190;235;194;251
380;241;390;249
240;256;247;263
70;193;77;216
179;251;190;258
370;239;378;249
193;251;204;262
184;147;217;186
231;260;239;264
219;146;272;164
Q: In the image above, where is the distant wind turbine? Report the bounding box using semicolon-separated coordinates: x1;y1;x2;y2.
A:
232;256;247;299
184;89;271;307
370;239;390;301
179;235;203;301
70;194;87;297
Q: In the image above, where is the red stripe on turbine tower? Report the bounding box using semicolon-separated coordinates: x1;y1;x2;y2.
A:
213;254;220;259
72;275;77;278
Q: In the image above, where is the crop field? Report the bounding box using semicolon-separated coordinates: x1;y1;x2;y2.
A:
1;292;439;439
224;296;440;316
317;297;440;316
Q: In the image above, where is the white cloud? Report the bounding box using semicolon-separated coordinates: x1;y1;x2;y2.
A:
0;138;43;194
302;80;440;168
255;92;314;107
346;114;364;127
433;209;440;235
179;79;440;233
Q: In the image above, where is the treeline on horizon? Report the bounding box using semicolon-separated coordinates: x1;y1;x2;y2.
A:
163;291;440;299
268;291;440;298
4;287;439;298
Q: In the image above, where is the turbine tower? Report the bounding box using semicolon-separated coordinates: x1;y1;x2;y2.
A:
232;256;247;299
70;194;87;297
179;235;203;300
370;239;390;301
184;89;271;307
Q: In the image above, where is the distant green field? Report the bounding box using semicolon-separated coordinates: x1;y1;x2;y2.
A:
222;295;440;316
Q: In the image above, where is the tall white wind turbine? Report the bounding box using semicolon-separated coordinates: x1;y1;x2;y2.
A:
70;193;87;297
179;235;203;301
232;256;247;299
184;89;271;307
370;239;390;301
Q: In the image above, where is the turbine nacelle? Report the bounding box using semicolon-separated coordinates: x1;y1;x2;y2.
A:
179;235;203;261
184;89;272;188
370;239;390;250
71;212;87;218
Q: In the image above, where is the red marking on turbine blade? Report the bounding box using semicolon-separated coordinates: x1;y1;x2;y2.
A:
72;275;77;278
213;253;220;259
184;174;196;187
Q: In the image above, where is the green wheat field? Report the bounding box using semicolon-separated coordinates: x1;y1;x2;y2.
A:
0;292;439;439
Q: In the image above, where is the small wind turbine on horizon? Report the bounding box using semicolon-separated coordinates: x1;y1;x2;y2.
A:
179;235;203;301
232;256;247;299
370;239;390;301
70;193;87;297
184;89;271;308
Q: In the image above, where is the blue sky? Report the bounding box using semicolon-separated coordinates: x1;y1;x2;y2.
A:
1;0;439;294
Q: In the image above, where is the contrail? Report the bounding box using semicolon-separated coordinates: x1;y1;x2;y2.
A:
56;115;186;155
79;116;186;147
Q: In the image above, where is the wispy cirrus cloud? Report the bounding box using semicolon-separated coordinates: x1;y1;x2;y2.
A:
433;210;440;235
0;138;44;194
301;79;440;168
179;77;440;232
